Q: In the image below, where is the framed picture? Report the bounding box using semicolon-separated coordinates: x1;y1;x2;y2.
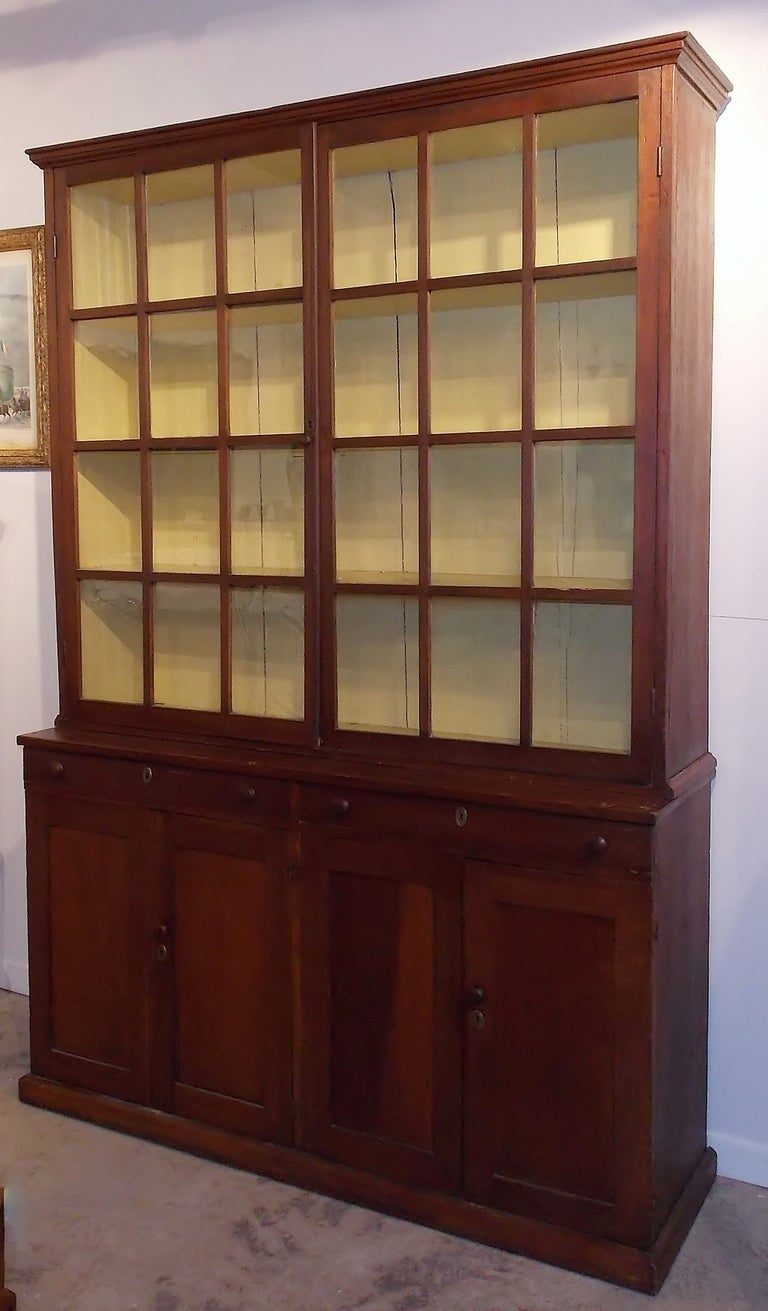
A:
0;226;49;469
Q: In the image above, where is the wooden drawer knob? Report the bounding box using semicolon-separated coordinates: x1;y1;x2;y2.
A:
587;835;609;858
331;798;350;819
50;760;65;778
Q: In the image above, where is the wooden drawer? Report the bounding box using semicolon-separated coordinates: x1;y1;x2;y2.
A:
148;766;290;825
23;749;291;827
299;784;651;874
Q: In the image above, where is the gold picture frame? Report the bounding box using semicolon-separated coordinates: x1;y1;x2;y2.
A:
0;225;49;469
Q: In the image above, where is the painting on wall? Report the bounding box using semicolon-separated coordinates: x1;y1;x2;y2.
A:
0;226;49;468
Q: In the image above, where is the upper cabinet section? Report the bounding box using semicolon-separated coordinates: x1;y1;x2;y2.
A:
32;33;730;781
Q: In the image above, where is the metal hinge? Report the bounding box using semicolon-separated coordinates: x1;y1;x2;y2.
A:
52;233;58;258
656;146;663;177
651;686;657;719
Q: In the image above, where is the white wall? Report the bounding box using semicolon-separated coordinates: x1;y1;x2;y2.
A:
0;0;766;1187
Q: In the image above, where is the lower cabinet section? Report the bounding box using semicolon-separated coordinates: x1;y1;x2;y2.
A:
153;814;293;1142
26;791;154;1104
299;829;462;1191
20;742;714;1293
463;861;650;1244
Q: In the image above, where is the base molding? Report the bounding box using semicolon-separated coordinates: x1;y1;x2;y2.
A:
18;1074;716;1295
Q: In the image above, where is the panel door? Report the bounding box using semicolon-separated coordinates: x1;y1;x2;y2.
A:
463;860;651;1243
25;792;155;1103
299;828;462;1190
153;814;293;1142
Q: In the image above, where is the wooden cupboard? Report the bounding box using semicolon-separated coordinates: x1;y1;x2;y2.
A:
19;31;729;1293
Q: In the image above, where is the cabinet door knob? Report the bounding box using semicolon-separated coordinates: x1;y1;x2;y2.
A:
587;835;609;858
466;985;486;1006
331;798;350;819
142;766;153;785
51;760;65;778
155;925;170;962
242;786;257;803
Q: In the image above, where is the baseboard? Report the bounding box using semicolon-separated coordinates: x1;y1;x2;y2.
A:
0;960;28;996
708;1132;768;1188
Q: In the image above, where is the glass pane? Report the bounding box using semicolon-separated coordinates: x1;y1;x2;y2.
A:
153;583;220;711
533;602;631;752
229;304;304;436
334;294;417;438
231;588;304;719
74;318;138;442
146;165;216;301
536;101;637;266
226;150;303;292
335;448;418;584
430;120;522;277
431;599;520;742
70;178;136;309
534;440;634;588
77;452;141;571
152;451;219;573
231;448;304;575
150;310;218;438
431;443;521;585
336;595;418;734
333;138;418;288
535;273;636;429
431;286;522;433
80;580;143;704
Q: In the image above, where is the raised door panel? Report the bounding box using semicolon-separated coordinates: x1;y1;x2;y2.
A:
464;861;651;1244
155;815;292;1142
25;792;154;1103
299;828;462;1190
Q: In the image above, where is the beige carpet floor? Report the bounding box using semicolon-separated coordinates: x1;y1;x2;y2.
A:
1;988;766;1310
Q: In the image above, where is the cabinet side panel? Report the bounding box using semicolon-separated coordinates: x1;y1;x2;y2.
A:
657;72;717;778
651;785;711;1231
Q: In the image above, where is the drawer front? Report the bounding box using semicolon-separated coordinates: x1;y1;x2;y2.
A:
24;750;291;826
299;784;651;874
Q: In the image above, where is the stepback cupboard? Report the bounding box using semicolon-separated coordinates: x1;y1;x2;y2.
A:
18;31;731;1293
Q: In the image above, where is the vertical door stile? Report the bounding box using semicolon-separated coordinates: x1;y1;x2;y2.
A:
303;122;321;743
417;130;431;738
519;113;537;749
315;126;336;746
135;169;154;708
214;158;232;717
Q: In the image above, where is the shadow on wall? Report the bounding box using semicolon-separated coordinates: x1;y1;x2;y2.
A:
0;0;389;70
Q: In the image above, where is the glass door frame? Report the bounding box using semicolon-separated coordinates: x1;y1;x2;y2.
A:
52;122;319;746
317;70;660;782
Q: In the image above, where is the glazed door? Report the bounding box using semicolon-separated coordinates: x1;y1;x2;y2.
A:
299;828;462;1190
463;860;651;1243
25;792;155;1103
153;814;293;1142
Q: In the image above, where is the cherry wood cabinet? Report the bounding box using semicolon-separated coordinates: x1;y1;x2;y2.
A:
19;31;729;1294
